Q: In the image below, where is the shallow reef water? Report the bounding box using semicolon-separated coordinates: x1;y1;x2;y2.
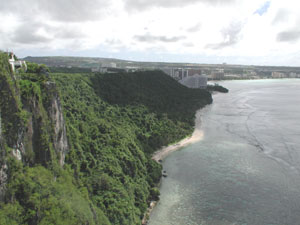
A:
149;79;300;225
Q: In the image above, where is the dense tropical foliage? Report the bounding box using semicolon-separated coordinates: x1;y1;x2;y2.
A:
0;52;212;224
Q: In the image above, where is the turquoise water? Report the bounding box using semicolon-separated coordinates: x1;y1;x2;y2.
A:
149;79;300;225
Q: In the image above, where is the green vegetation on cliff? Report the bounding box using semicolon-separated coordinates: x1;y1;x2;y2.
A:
0;52;212;225
0;53;26;148
1;52;110;224
52;71;212;224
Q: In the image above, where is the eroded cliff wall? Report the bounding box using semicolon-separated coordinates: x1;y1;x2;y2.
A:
0;53;69;198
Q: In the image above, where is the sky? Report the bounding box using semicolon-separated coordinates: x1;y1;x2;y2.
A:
0;0;300;66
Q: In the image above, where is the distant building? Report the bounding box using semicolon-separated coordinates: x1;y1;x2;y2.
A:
101;62;117;68
161;68;189;79
210;69;224;80
161;68;175;77
224;74;241;79
272;72;286;78
179;74;207;89
91;67;100;72
187;68;202;77
289;72;297;78
249;70;257;77
125;66;139;73
174;70;180;78
92;62;125;73
8;52;27;73
92;66;126;74
182;69;189;79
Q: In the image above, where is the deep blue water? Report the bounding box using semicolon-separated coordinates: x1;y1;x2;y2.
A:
149;79;300;225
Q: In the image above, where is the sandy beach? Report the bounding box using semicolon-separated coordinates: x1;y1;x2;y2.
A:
143;109;205;224
152;109;204;162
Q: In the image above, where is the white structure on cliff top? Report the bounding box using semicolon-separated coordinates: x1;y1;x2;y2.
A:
179;74;207;89
8;52;27;73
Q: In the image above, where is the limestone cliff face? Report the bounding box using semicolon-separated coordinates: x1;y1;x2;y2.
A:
45;81;68;166
0;53;68;198
19;80;69;166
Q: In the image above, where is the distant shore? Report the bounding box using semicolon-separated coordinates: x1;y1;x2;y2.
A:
152;109;204;162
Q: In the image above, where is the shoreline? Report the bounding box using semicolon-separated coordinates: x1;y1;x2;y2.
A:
151;109;204;162
142;109;204;225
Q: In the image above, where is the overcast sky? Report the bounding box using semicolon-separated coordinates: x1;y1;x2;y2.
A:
0;0;300;66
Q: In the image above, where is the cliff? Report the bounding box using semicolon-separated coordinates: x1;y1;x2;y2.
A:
0;53;68;166
0;52;212;224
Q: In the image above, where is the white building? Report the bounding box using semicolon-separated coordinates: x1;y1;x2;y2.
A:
179;74;207;89
161;68;175;77
92;62;119;73
125;66;139;72
101;62;117;68
210;69;224;80
289;72;297;78
161;68;189;79
8;52;27;73
272;72;286;78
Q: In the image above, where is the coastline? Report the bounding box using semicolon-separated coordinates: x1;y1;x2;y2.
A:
151;109;204;162
142;109;204;225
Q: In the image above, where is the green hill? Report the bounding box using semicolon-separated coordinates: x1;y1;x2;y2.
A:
0;52;212;224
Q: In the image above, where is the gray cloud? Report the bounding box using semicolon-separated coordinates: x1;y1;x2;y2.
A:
183;42;194;47
0;0;109;22
206;22;243;49
272;9;290;25
0;30;12;49
0;0;92;48
124;0;235;11
12;22;51;44
9;19;86;46
105;39;123;45
277;30;300;43
186;23;202;33
52;27;86;39
134;34;186;43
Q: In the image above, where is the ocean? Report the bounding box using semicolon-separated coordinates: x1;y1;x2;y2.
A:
149;79;300;225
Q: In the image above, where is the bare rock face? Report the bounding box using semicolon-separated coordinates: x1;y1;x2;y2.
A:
14;80;69;167
0;54;69;199
45;81;69;166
